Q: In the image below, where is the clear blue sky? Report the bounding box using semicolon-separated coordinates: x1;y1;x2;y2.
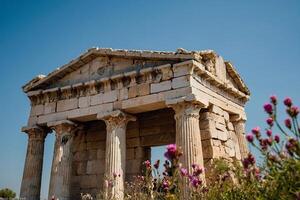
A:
0;0;299;199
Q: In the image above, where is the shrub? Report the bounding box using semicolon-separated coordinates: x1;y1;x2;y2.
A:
0;188;16;199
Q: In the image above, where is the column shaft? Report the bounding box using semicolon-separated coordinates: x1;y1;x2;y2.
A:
98;110;135;200
48;120;77;200
20;126;48;200
233;120;248;159
171;102;205;199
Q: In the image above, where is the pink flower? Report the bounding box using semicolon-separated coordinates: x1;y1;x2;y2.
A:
270;95;277;105
284;118;292;129
287;106;299;117
266;118;274;126
192;163;198;169
153;160;160;169
266;129;272;137
284;97;293;107
162;180;169;190
164;144;177;160
274;135;280;143
246;134;254;142
243;153;256;169
180;168;188;176
252;127;261;138
267;137;273;145
190;177;202;188
263;103;273;114
193;165;203;176
144;160;151;169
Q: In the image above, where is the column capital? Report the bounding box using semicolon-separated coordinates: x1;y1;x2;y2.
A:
47;120;78;135
21;125;50;140
166;96;207;119
97;110;136;131
230;113;247;122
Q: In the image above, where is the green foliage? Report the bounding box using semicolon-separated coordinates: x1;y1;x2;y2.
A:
0;188;16;199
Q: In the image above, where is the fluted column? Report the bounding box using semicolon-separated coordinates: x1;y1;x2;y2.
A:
47;120;77;200
97;110;136;200
233;119;248;159
169;101;205;198
20;126;49;200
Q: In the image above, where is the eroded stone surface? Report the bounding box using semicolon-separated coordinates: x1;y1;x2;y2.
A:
20;48;250;200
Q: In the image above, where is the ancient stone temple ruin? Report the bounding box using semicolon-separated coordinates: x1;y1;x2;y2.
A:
20;48;250;200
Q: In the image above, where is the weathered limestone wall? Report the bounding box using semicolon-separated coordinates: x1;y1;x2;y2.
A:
200;105;242;167
71;121;106;199
70;108;176;198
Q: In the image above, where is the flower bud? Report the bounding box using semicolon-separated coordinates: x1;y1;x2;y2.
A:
263;103;273;114
284;97;292;107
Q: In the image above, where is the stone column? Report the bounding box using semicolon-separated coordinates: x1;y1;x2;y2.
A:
47;120;77;200
168;101;205;198
20;126;49;200
97;110;136;200
233;119;249;159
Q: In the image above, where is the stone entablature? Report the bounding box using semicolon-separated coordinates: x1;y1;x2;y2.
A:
20;48;250;200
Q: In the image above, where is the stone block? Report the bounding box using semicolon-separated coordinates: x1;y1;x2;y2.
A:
215;55;226;82
223;111;229;122
203;146;213;159
57;98;78;112
87;141;99;150
214;115;226;125
76;162;87;175
122;94;164;112
212;139;221;147
202;139;213;148
90;90;118;105
225;146;235;157
217;130;228;141
160;87;192;100
119;88;128;100
201;130;218;140
126;148;135;160
138;83;150;96
173;61;193;77
126;128;139;138
80;175;99;188
27;116;38;126
86;160;103;175
113;101;122;110
172;76;190;89
44;102;56;114
227;122;234;131
156;64;173;80
30;104;44;116
199;119;215;130
97;149;105;159
151;80;171;93
135;146;149;159
102;90;118;103
128;85;137;98
215;122;227;132
210;105;224;116
126;138;140;148
73;151;88;161
225;139;234;149
88;150;98;160
90;93;102;106
126;159;142;174
79;96;90;108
